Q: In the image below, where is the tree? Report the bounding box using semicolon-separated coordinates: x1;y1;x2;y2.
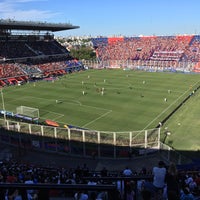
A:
70;46;96;60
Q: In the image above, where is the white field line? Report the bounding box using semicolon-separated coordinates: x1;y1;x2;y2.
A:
40;109;64;121
81;103;112;111
82;109;112;128
5;96;64;120
9;96;112;126
4;79;200;132
72;100;82;106
132;80;200;140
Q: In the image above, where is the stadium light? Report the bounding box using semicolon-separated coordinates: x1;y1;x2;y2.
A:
1;88;6;121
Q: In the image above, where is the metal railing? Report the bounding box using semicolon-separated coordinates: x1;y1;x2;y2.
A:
0;119;160;159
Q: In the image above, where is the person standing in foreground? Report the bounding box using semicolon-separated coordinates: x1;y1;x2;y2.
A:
142;160;166;199
152;160;166;199
165;162;180;200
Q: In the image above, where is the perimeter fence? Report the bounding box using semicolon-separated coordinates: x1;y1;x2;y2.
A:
0;118;191;164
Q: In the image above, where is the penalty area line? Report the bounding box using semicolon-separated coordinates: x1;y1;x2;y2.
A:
82;110;112;128
40;109;64;121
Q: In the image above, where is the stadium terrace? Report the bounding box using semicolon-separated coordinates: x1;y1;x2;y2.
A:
89;35;200;72
0;19;199;160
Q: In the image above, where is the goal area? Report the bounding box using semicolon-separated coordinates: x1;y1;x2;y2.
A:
16;106;39;118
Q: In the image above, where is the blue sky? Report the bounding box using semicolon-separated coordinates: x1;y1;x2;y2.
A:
0;0;200;37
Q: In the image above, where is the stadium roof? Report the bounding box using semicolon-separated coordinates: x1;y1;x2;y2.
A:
0;19;80;32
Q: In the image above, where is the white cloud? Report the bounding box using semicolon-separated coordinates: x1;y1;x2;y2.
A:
3;10;59;21
0;0;59;21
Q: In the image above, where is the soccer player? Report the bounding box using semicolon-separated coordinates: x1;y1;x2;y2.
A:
56;100;62;104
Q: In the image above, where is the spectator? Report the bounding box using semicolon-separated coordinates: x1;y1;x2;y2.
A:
194;173;200;188
24;174;38;200
96;191;108;200
152;160;166;189
82;163;89;177
125;181;135;200
123;166;133;176
180;186;195;200
165;162;180;200
74;190;89;200
185;173;197;192
143;160;166;199
100;167;108;177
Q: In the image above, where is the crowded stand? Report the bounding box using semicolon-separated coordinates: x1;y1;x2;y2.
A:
92;35;194;62
0;28;83;86
0;35;85;84
2;35;200;86
0;63;26;79
0;27;87;86
0;158;199;199
184;35;200;62
91;35;200;72
0;59;85;86
19;64;42;75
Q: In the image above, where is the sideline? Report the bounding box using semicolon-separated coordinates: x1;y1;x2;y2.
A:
132;80;200;140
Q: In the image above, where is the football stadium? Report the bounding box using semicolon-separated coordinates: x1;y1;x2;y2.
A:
0;19;200;199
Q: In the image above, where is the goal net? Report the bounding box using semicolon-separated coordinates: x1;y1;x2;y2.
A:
16;106;39;118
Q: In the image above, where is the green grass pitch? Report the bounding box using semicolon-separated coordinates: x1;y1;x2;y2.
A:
1;69;200;151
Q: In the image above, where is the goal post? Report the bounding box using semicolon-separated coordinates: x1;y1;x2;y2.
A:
16;106;39;118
